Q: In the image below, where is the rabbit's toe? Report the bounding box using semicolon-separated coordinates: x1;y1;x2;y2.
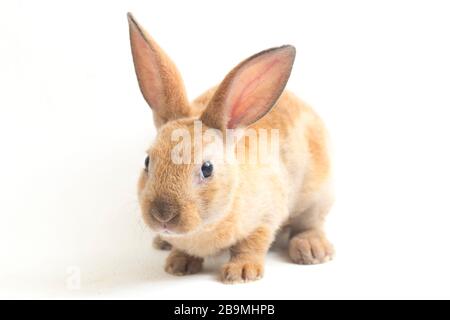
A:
221;261;264;284
165;251;203;276
289;230;334;265
153;235;172;250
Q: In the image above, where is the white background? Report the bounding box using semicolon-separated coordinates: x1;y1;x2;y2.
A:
1;0;450;299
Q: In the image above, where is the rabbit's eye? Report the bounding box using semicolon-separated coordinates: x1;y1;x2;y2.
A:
144;156;150;171
201;161;213;178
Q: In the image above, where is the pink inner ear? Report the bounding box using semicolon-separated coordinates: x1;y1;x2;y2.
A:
225;49;294;129
129;24;164;110
228;59;280;128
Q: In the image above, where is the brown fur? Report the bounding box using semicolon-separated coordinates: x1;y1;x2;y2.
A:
201;46;295;131
129;13;334;284
128;13;191;127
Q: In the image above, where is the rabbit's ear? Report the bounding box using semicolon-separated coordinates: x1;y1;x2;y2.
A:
128;13;190;126
201;46;295;131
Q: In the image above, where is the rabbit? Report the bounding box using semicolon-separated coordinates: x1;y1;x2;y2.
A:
128;12;334;284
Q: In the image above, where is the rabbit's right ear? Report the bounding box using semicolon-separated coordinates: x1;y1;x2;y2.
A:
127;13;190;127
201;46;295;132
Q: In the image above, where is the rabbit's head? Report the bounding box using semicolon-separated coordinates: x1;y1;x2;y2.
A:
128;13;295;235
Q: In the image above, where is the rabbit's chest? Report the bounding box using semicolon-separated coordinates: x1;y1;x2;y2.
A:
163;221;241;257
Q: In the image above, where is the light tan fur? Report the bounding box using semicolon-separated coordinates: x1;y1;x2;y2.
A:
129;13;334;284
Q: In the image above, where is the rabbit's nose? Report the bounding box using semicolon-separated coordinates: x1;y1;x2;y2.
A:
150;199;179;223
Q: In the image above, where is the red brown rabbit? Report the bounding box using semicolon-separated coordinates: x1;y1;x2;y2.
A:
128;13;334;284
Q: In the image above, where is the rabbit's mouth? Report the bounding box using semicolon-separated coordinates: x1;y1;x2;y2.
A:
151;213;202;237
161;224;175;234
140;196;202;235
152;216;180;234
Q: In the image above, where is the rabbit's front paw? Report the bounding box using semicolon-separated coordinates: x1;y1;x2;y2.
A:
165;251;203;276
289;229;334;265
221;260;264;284
153;235;172;251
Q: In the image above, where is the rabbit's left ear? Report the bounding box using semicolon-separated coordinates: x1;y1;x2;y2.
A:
128;13;190;126
201;45;296;132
